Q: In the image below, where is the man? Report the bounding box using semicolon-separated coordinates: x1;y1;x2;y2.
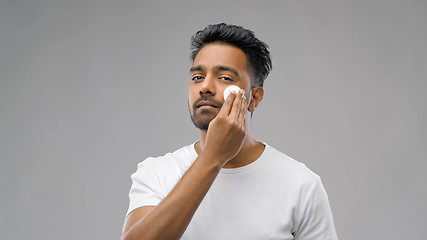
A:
122;23;338;240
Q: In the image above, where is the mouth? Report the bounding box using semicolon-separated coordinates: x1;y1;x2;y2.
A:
197;101;218;108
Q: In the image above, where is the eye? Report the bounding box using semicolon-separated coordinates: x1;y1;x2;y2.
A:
191;75;204;82
219;76;233;81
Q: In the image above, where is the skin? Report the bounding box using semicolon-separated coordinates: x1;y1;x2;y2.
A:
121;43;265;240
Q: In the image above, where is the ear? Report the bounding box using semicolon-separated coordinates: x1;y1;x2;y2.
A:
248;86;264;112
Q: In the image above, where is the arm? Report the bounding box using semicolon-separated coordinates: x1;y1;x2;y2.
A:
121;89;247;240
293;177;339;240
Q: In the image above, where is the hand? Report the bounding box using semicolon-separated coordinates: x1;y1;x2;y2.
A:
200;89;248;166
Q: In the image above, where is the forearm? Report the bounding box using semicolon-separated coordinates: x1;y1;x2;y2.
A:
122;154;223;240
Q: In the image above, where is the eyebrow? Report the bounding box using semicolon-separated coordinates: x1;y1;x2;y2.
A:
189;65;203;72
189;65;240;77
215;65;240;77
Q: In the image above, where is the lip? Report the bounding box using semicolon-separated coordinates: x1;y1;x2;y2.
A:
198;105;217;110
197;101;218;108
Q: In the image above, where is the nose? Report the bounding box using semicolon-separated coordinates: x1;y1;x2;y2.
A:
199;74;216;96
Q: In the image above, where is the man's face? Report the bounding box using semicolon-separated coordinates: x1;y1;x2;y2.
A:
188;43;253;130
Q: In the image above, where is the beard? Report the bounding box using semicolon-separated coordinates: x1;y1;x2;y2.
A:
189;95;223;130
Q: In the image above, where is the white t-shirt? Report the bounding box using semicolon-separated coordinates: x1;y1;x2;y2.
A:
127;143;338;240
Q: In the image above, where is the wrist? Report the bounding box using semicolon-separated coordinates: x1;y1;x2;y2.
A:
196;152;225;172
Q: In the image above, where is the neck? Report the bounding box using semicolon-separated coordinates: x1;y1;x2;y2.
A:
195;116;265;168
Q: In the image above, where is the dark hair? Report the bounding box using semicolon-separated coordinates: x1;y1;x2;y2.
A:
190;23;272;87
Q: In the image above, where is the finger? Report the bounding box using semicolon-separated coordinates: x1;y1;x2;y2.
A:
242;118;247;133
218;91;236;116
237;96;247;127
229;89;245;121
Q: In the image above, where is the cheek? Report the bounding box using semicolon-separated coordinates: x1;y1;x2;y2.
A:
188;87;198;101
219;87;227;101
188;89;201;110
188;98;195;112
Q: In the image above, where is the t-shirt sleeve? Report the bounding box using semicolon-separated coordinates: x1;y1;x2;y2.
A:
293;176;339;240
126;157;164;216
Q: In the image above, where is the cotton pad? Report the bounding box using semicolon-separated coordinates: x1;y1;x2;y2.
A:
223;85;241;101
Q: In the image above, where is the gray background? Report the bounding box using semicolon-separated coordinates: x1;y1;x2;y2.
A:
1;0;426;239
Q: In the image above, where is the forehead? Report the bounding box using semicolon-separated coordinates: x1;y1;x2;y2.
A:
192;43;250;75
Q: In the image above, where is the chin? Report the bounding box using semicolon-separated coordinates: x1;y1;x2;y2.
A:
191;114;214;131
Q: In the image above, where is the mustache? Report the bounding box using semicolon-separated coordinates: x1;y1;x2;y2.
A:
192;95;223;109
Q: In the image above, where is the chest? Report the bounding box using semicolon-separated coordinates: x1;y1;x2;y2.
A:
182;172;298;240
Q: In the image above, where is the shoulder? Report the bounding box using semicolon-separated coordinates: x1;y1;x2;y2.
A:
134;143;197;178
262;144;320;184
